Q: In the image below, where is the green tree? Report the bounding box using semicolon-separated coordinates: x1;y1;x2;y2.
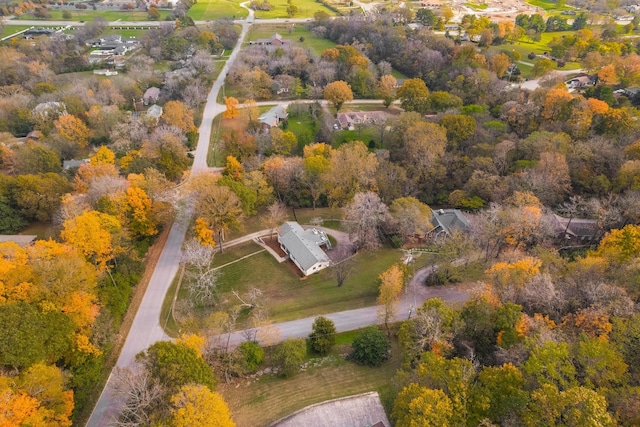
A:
428;91;463;112
0;195;26;234
522;341;577;390
392;384;453;427
440;114;476;148
469;363;529;425
238;341;264;374
309;316;337;355
137;341;217;393
531;58;555;77
13;173;72;222
273;338;306;377
351;326;390;366
397;78;430;113
574;336;628;389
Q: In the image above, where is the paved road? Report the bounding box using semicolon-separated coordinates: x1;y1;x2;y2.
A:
86;4;255;426
221;265;469;349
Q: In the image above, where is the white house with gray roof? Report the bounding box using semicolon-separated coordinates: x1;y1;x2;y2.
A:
278;222;331;276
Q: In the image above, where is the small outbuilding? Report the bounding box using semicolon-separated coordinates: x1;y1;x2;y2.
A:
278;222;331;276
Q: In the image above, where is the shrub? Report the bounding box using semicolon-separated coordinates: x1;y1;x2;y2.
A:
274;338;306;377
351;326;390;367
309;317;337;355
238;341;264;373
528;52;536;60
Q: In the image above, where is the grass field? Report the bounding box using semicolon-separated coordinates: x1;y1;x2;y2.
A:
188;0;249;20
463;2;488;9
253;0;335;19
247;24;337;55
17;8;170;21
526;0;571;10
1;25;35;38
170;241;403;331
221;333;401;427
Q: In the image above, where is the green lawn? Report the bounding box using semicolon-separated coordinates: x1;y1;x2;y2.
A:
1;25;35;38
170;243;403;331
101;28;150;37
247;24;337;55
17;9;170;21
221;333;401;427
253;0;335;18
526;0;571;10
188;0;249;20
463;2;488;9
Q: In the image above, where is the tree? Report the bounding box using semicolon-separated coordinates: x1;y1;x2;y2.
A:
238;341;264;373
61;210;121;272
273;338;306;377
181;238;218;306
351;326;390;366
195;183;243;251
323;80;353;112
440;114;476;147
53;114;90;148
13;173;72;221
323;141;378;206
194;217;216;247
469;363;529;425
111;367;163;426
309;316;337;355
170;384;235;427
261;201;287;240
390;197;432;241
427;91;463;113
377;74;397;108
392;384;454;427
123;186;158;238
343;191;389;250
531;58;555;77
163;100;196;134
397;78;430;113
137;341;217;393
377;264;404;335
223;96;240;119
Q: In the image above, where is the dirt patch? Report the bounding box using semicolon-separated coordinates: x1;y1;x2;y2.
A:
262;235;288;257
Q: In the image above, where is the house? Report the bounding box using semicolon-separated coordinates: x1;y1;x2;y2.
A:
420;0;442;7
335;111;387;130
0;235;37;247
565;75;597;89
258;105;288;129
86;34;138;55
146;104;163;121
23;27;55;39
143;87;161;105
250;33;287;46
444;23;460;32
429;208;469;238
549;214;599;242
278;222;332;276
63;158;89;170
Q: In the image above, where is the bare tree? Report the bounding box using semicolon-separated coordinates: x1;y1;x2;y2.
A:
261;201;288;241
331;246;355;287
344;191;390;250
111;367;163;427
181;238;218;306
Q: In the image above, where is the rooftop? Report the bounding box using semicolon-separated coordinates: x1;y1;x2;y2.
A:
278;222;330;272
0;235;37;247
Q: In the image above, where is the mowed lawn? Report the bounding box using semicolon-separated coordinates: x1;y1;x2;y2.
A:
247;24;336;55
170;240;404;332
17;9;170;21
188;0;248;20
253;0;335;18
221;340;401;427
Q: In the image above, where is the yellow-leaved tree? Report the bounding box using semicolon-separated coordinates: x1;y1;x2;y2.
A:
377;264;405;336
223;97;240;119
170;384;235;427
193;217;216;247
61;210;122;271
90;146;116;165
53;114;90;148
122;186;158;238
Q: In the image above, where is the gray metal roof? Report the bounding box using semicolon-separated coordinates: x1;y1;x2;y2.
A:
431;209;469;235
259;105;288;127
279;222;330;272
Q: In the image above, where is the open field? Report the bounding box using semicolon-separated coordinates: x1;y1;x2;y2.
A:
188;0;249;20
221;334;401;427
253;0;335;19
1;25;34;38
526;0;571;10
247;24;337;55
16;8;170;21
